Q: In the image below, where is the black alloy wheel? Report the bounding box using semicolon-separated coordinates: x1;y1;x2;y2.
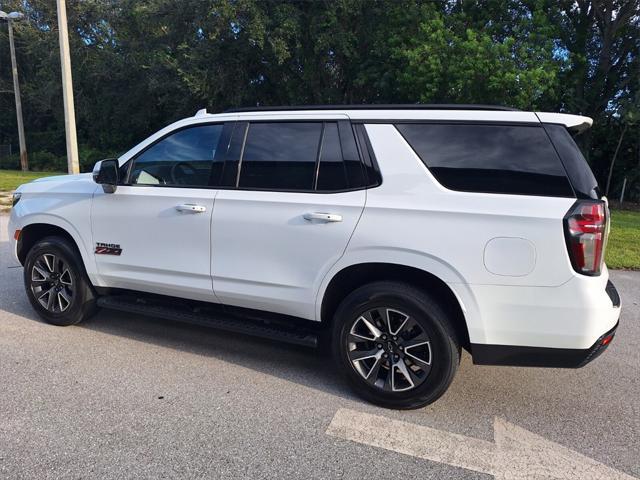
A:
347;307;432;392
24;236;98;326
30;253;75;313
333;281;460;409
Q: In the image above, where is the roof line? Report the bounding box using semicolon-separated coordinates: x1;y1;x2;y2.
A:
224;104;519;113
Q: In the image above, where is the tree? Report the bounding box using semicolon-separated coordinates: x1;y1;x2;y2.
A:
0;0;638;200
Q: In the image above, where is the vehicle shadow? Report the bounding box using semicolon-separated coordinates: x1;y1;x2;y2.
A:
1;278;480;415
80;307;358;401
0;227;354;404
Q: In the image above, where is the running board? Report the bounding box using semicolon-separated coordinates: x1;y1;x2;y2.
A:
97;295;318;348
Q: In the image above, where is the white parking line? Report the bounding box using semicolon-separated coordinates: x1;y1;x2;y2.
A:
326;408;636;480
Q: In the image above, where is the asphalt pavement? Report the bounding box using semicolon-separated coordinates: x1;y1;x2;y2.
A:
1;214;638;479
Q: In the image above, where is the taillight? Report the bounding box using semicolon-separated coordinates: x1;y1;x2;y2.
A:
564;200;608;276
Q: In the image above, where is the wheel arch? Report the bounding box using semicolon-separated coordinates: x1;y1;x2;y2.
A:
18;222;85;266
319;262;471;350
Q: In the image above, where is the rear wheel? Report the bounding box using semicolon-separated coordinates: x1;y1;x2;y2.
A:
333;281;460;409
24;236;98;326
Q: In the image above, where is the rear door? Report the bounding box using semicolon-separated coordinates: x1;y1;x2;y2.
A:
210;118;368;319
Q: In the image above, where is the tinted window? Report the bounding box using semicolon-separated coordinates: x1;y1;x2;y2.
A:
543;124;599;199
216;121;248;188
354;124;380;188
239;123;322;190
209;122;235;188
316;123;349;191
396;124;574;197
129;125;223;187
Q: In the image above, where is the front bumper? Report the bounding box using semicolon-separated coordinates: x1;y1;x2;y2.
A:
470;280;621;368
7;209;20;264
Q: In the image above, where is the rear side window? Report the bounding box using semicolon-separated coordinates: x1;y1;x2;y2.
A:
396;124;574;197
235;121;370;192
239;123;322;190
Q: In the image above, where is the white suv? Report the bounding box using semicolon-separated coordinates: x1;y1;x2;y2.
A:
8;105;621;408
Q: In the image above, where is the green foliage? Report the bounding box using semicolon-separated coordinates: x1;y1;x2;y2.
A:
400;1;562;109
607;209;640;270
0;151;64;171
0;0;638;199
0;154;19;171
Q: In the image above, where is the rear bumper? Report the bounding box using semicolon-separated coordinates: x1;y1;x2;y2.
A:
464;270;621;350
469;279;621;368
471;321;619;368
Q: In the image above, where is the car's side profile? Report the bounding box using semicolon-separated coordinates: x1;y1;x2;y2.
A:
8;105;621;409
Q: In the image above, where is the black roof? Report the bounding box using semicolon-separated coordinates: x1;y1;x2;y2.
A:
225;104;519;113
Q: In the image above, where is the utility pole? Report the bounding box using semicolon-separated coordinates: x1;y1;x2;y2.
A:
56;0;79;174
1;10;28;171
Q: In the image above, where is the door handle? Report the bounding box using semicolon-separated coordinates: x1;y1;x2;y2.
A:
303;212;343;223
176;204;207;213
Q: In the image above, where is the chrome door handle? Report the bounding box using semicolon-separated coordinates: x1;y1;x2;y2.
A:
176;204;207;213
303;212;343;223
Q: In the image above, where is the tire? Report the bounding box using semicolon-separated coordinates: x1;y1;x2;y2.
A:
332;281;460;409
23;236;98;326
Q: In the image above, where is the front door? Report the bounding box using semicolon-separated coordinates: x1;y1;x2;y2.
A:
91;123;225;302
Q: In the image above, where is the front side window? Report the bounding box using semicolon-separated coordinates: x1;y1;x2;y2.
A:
129;124;223;187
396;123;574;197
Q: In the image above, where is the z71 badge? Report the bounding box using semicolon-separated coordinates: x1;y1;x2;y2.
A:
95;242;122;256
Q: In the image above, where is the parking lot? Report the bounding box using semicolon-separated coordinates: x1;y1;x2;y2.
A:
1;214;638;479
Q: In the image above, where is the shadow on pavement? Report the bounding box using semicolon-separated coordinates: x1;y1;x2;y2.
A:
0;228;358;403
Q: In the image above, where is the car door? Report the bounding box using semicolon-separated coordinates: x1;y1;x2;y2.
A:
91;123;228;302
211;118;369;320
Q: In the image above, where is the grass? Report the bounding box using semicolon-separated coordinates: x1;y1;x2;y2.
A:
0;170;64;212
0;169;64;192
0;168;638;269
606;208;640;270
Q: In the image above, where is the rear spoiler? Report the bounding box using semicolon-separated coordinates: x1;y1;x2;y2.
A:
535;112;593;133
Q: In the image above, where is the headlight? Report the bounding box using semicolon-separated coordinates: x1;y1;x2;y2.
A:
12;192;22;207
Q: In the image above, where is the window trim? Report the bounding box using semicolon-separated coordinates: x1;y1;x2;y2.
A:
312;123;327;191
121;121;227;188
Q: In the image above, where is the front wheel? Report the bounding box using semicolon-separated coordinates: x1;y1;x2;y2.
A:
24;236;98;326
333;281;460;409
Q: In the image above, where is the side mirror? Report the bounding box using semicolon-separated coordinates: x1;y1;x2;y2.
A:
93;159;119;193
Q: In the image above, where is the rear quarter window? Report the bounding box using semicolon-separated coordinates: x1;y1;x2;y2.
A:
542;123;599;199
396;123;574;197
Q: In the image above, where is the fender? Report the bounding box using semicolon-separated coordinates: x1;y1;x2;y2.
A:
11;210;100;286
314;247;486;344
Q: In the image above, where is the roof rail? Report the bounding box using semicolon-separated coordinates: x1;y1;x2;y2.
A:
225;104;519;113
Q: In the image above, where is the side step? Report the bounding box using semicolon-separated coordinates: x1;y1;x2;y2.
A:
97;295;318;348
